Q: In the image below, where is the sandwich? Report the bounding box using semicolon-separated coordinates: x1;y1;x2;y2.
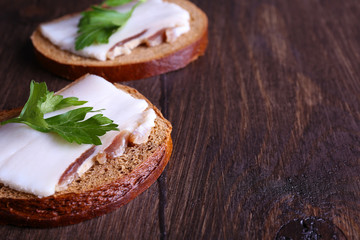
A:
31;0;208;82
0;74;172;227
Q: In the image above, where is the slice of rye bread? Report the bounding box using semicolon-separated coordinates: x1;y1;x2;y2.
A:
0;83;172;227
31;0;208;82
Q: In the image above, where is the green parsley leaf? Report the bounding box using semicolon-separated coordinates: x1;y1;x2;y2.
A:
46;108;118;145
75;0;146;50
2;81;50;132
1;81;119;145
40;92;87;114
104;0;133;7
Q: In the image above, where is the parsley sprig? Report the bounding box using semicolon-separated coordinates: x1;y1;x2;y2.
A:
75;0;146;50
104;0;134;7
1;81;119;145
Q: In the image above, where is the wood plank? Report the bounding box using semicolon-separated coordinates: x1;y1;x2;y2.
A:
163;0;360;239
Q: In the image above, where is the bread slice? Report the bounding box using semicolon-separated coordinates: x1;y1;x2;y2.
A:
31;0;208;82
0;82;172;227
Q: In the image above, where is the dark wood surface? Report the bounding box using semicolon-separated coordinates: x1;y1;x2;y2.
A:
0;0;359;239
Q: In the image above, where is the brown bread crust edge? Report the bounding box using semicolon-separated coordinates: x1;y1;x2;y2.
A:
0;82;173;227
0;138;172;227
30;0;208;82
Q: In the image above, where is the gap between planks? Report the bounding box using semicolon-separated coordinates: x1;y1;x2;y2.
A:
158;74;169;240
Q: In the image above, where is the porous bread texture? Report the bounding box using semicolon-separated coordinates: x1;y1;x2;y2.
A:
0;84;172;200
31;0;208;82
62;117;170;194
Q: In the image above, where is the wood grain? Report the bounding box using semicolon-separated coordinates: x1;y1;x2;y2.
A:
0;0;359;239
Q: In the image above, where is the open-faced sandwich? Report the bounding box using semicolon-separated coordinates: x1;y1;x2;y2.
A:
0;74;172;227
31;0;208;82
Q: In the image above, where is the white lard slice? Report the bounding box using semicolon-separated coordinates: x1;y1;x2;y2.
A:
40;0;190;61
0;75;156;197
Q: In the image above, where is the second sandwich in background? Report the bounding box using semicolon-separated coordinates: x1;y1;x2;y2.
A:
31;0;208;82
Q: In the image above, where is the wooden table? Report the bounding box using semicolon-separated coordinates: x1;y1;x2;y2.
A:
1;0;359;239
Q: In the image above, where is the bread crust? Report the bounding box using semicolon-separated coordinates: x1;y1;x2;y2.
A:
31;0;208;82
0;82;173;227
